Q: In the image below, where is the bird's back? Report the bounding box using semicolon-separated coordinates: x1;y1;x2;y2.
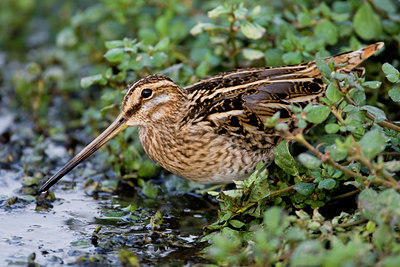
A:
182;43;383;144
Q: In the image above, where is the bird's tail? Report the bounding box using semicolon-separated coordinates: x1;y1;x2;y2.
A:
331;42;384;72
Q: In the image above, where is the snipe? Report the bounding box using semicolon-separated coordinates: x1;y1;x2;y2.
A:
40;42;384;192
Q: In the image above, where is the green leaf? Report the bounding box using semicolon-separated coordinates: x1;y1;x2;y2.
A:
320;2;331;17
56;27;78;47
373;0;397;14
373;224;391;251
242;48;264;60
104;68;113;79
80;74;107;88
382;63;400;83
154;38;170;51
229;220;245;228
195;60;209;78
294;183;315;196
264;207;284;233
248;177;271;202
233;6;247;20
298;119;307;129
190;23;219;35
318;179;336;190
359;189;400;225
387;75;399;83
265;111;280;127
104;48;125;62
382;62;399;76
325;144;348;161
282;51;302;65
316;53;332;77
21;176;39;186
251;6;261;17
332;12;350;22
222;190;242;199
138;28;158;45
298;153;321;169
382;20;400;35
326;83;342;103
389;85;400;102
152;52;168;67
333;2;351;13
358;189;380;221
274;140;299;176
105;40;124;49
359;129;386;159
383;255;400;267
142;181;158;198
306;105;330;123
384;160;400;172
325;123;340;134
290;241;323;266
351;89;366;105
343;104;358;113
315;20;338;45
353;3;382;40
363;81;382;89
297;12;312;27
138;160;157;177
208;5;230;19
239;21;266;40
265;48;284;66
360;105;387;122
275;122;289;131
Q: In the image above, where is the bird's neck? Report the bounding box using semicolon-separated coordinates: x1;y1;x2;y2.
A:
137;96;188;169
138;119;184;175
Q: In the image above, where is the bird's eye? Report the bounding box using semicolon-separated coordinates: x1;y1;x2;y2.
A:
141;88;153;99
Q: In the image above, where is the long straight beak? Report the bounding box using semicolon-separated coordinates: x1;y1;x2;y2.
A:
40;114;129;192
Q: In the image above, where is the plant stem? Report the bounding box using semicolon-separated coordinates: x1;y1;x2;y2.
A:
332;189;360;200
344;95;400;132
268;185;294;198
382;152;400;157
352;144;399;187
337;219;367;228
292;132;367;181
329;106;346;125
334;78;400;132
236;185;295;214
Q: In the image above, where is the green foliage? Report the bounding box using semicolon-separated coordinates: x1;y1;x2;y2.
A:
273;140;299;176
206;203;400;266
2;0;400;266
383;63;400;83
354;3;382;40
194;2;400;265
306;105;331;123
383;63;400;104
359;129;386;159
119;249;140;267
298;153;321;169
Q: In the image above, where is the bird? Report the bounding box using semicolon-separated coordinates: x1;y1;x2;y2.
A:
40;42;384;192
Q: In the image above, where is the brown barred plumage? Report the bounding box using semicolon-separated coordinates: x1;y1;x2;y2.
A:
41;42;384;191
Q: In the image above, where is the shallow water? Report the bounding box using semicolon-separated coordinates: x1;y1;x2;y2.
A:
0;173;100;265
0;109;217;266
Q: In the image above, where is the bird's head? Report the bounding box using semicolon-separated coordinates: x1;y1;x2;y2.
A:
40;74;184;193
122;74;186;126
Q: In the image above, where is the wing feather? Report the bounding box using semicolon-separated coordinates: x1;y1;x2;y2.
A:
182;43;383;146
